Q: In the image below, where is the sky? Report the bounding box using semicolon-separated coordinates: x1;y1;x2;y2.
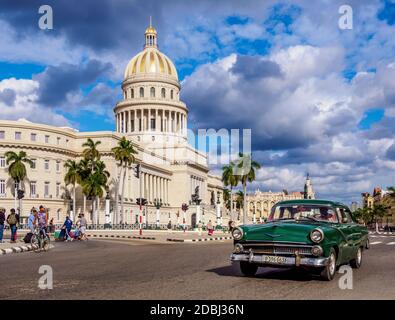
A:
0;0;395;204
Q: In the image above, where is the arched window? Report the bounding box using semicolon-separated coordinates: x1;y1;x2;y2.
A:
161;88;166;98
170;90;174;99
139;87;144;98
150;87;155;98
131;88;134;98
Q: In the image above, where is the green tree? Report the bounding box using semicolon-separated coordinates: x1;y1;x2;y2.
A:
64;160;81;221
5;151;33;211
353;207;373;225
81;160;110;225
222;162;239;221
82;138;101;166
223;188;231;210
387;186;395;200
372;203;389;233
111;137;138;224
235;153;261;224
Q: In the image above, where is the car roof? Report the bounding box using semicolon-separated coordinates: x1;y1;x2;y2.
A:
276;199;347;207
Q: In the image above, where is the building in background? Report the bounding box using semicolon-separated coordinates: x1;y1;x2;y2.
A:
0;23;224;227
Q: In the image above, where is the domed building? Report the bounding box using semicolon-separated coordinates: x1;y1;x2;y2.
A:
0;23;225;228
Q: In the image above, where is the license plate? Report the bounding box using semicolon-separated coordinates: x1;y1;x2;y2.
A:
261;255;287;264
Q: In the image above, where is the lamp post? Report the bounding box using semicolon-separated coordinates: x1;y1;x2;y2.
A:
181;203;189;232
216;192;221;227
154;198;163;229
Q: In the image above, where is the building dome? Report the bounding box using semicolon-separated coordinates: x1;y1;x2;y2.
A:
124;48;178;80
124;22;178;81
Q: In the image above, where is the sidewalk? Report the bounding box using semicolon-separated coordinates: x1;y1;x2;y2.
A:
86;229;234;243
0;230;55;256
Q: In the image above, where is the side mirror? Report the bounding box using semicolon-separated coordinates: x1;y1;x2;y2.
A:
342;217;348;224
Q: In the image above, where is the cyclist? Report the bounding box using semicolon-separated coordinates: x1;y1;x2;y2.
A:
35;205;48;238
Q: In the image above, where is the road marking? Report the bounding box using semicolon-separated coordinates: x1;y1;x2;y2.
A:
370;241;382;245
386;242;395;245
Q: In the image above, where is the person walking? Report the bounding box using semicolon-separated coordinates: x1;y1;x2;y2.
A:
77;213;88;241
35;206;48;239
7;208;19;243
0;208;5;243
28;209;37;234
62;216;73;240
207;220;214;236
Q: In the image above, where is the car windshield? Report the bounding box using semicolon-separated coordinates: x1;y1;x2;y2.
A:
268;204;338;223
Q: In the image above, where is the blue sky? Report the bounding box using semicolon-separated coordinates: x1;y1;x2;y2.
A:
0;0;395;204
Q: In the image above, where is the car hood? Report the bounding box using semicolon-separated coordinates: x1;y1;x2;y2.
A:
240;221;329;243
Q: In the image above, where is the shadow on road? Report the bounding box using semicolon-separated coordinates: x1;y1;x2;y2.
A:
206;264;321;282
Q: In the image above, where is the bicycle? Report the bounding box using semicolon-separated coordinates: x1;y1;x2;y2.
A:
31;227;51;252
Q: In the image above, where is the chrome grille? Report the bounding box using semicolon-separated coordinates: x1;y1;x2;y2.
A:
242;243;313;256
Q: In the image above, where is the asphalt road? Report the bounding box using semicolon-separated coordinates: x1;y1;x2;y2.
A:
1;235;395;300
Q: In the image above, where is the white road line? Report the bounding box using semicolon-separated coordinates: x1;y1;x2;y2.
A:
370;241;383;245
386;242;395;245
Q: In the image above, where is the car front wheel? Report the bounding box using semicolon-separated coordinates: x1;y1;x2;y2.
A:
240;261;258;277
320;248;337;281
350;247;362;269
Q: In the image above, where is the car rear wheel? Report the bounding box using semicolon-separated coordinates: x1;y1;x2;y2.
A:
320;248;337;281
350;247;362;269
240;261;258;277
365;238;370;250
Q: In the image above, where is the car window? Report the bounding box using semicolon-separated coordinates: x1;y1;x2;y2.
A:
337;208;353;224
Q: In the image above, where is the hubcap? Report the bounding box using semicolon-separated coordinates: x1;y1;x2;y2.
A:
357;248;362;264
329;253;336;275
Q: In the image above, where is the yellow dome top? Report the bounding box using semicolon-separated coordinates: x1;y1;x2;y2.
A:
124;47;178;80
124;23;178;80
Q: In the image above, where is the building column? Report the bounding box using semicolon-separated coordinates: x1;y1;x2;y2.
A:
148;108;151;131
133;110;137;132
167;110;170;132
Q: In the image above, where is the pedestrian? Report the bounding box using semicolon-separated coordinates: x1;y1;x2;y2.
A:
49;218;54;233
0;208;5;243
28;209;37;234
167;220;172;230
62;216;73;240
7;208;19;243
77;213;88;241
198;220;203;236
207;220;214;236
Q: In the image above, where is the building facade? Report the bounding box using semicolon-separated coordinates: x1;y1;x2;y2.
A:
0;23;224;227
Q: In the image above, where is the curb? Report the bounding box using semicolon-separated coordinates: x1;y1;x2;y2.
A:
167;236;233;243
87;234;156;240
0;243;54;256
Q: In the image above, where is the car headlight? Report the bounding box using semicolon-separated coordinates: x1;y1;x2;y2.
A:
232;227;244;240
234;243;244;253
310;228;324;243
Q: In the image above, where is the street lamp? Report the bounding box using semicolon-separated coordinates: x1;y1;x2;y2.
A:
182;203;189;232
154;198;163;229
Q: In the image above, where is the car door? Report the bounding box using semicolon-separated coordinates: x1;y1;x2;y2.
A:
335;207;354;263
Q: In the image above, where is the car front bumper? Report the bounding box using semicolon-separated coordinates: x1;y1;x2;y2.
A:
230;252;329;267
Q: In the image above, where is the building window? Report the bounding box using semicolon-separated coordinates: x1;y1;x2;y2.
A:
0;131;4;139
44;160;50;171
131;88;134;98
56;160;61;173
131;119;135;132
170;90;174;99
31;159;36;169
150;118;156;130
161;88;166;98
31;133;37;142
56;183;61;198
150;87;155;98
44;182;50;198
0;156;5;168
57;137;61;145
139;87;144;98
45;135;50;143
30;181;37;197
0;179;5;196
15;132;21;140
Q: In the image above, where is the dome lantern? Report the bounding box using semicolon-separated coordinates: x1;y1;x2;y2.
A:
145;16;157;48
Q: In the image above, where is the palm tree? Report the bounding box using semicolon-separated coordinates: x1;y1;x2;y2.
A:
387;187;395;200
81;160;110;225
235;190;244;210
64;160;81;221
5;151;33;210
82;138;101;165
235;153;261;224
111;137;138;224
222;162;239;221
223;188;231;210
77;158;91;215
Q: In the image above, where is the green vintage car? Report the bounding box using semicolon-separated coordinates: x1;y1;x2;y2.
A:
230;199;369;281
